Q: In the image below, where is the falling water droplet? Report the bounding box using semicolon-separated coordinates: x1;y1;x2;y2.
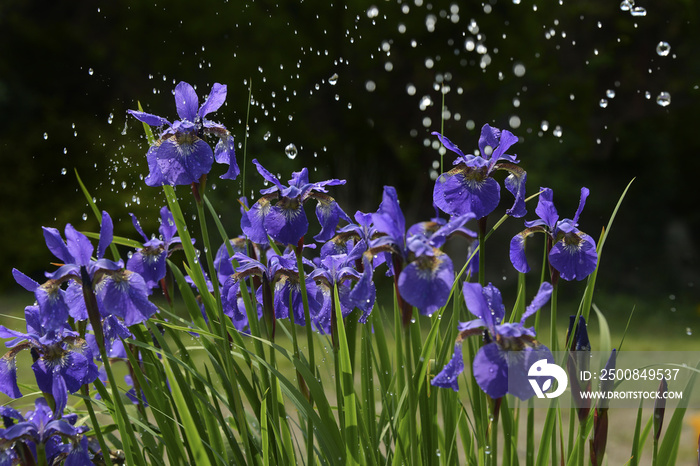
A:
329;73;339;85
263;131;271;141
513;62;526;77
553;126;563;138
367;5;379;18
620;0;633;12
60;168;67;175
656;92;671;107
285;143;298;160
82;213;88;221
606;89;616;99
599;98;608;108
43;132;48;140
656;41;671;57
630;6;646;16
540;120;549;131
107;113;114;124
686;327;692;336
88;68;94;76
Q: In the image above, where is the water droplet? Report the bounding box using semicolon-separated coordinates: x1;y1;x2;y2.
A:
630;6;646;16
513;62;526;77
329;73;338;85
43;132;48;140
620;0;633;11
60;168;67;175
82;213;88;221
553;126;563;138
367;5;379;18
365;80;376;92
107;113;114;124
540;120;549;131
656;91;671;107
606;89;616;99
656;41;671;57
686;327;693;336
285;143;298;160
263;131;271;141
63;147;67;155
88;68;94;76
599;98;609;108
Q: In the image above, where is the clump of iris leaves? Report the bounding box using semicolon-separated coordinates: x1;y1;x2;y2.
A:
0;81;695;466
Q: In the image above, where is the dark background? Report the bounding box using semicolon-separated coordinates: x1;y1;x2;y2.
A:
1;1;697;319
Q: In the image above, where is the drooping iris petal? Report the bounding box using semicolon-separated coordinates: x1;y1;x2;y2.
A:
98;270;158;326
64;435;92;466
398;253;453;316
504;170;527;218
148;137;214;186
549;231;598;281
127;244;166;290
313;195;350;242
433;169;500;218
264;201;309;246
0;354;21;398
215;134;240;180
431;344;464;392
505;345;555;400
242;197;272;244
473;342;509;399
509;233;530;273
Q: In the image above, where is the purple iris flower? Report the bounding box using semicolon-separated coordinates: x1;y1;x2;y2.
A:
510;187;598;281
242;159;350;246
0;306;99;415
433;124;526;219
431;282;553;399
308;253;376;332
0;398;92;465
371;186;475;316
213;237;249;286
128;81;239;186
222;250;323;330
127;206;182;290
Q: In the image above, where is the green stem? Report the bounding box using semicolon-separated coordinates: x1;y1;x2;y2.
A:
82;384;115;466
404;316;420;466
550;282;559;352
478;217;487;286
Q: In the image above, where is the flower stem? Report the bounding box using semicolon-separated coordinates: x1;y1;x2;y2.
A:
478;217;488;286
550;281;559;352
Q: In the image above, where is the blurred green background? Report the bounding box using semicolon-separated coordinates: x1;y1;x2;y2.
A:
0;0;697;323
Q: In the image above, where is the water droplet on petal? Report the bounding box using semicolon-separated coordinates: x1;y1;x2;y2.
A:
285;143;298;160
